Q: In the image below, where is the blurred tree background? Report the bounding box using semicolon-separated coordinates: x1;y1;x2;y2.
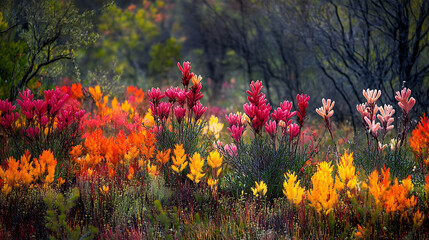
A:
0;0;428;128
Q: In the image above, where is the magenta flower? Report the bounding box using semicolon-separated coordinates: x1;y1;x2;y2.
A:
44;88;68;117
164;87;179;104
270;108;286;123
25;126;39;138
244;81;272;134
246;80;266;106
243;103;257;119
228;125;244;143
186;83;203;109
395;88;415;114
224;143;237;157
176;89;187;107
192;101;207;122
17;89;35;121
296;93;310;127
288;123;300;141
174;106;187;124
226;113;241;127
57;106;74;131
0;99;19;129
265;120;277;137
178;61;194;89
148;88;165;102
157;102;171;121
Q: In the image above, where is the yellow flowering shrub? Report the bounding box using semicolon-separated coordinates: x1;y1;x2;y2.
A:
335;152;358;197
171;144;188;173
187;153;205;183
283;171;305;206
307;161;338;215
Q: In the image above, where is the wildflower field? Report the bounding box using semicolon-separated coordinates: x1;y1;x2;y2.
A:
0;61;428;239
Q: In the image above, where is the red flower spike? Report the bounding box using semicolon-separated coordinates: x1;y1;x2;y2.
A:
271;108;286;123
174;106;186;124
148;88;165;102
157;102;171;121
165;87;179;104
228;125;244;143
246;80;264;106
280;100;293;112
243;103;257;119
265;120;277;137
226;113;241;127
296;93;310;127
178;61;194;89
288;123;300;141
192;101;207;122
176;89;187;107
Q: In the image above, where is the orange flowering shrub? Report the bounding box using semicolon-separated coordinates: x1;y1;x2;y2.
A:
0;150;57;194
410;114;429;168
307;161;338;215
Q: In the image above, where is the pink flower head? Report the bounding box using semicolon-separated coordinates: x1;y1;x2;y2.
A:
157;102;171;121
154;125;163;135
395;88;415;114
164;87;179;104
364;117;381;138
186;83;203;109
224;143;237;157
148;88;165;102
174;106;186;124
243;103;257;119
44;88;68;117
0;99;19;129
377;104;395;131
296;93;310;127
280;101;296;120
226;113;241;127
246;80;266;106
255;103;271;126
288;123;300;141
33;99;47;121
57;105;74;131
363;89;381;105
356;103;370;119
26;126;39;138
176;89;187;107
178;61;194;89
228;125;244;143
265;120;277;137
316;98;335;120
17;89;35;121
192;101;207;122
271;108;286;123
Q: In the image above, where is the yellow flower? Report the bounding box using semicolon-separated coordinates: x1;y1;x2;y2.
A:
171;144;188;173
187;153;205;183
207;177;218;190
307;161;338;215
112;97;119;110
89;85;103;105
100;185;109;195
87;168;93;177
207;151;222;175
335;152;357;193
283;171;305;205
207;116;224;139
251;181;267;198
147;161;158;177
121;100;133;113
143;109;155;127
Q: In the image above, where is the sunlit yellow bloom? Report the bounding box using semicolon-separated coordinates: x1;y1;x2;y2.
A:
335;152;357;194
143;109;155;127
124;146;139;164
171;144;188;173
100;185;109;195
307;161;338;215
187;153;205;183
283;171;305;205
121;100;132;113
87;168;93;177
252;181;267;198
112;97;119;110
89;85;103;105
207;151;222;171
207;116;224;139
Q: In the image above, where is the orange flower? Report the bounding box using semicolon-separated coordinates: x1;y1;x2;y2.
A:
127;166;135;180
156;149;171;166
410;114;429;162
71;83;83;99
171;144;188;173
100;185;109;195
425;173;429;195
147;161;158;177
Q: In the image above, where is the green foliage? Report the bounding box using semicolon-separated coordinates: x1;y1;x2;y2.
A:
147;175;172;204
85;1;181;88
45;187;97;240
222;135;307;199
0;0;96;101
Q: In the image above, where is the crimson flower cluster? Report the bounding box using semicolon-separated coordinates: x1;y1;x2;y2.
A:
243;80;272;135
147;62;207;125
